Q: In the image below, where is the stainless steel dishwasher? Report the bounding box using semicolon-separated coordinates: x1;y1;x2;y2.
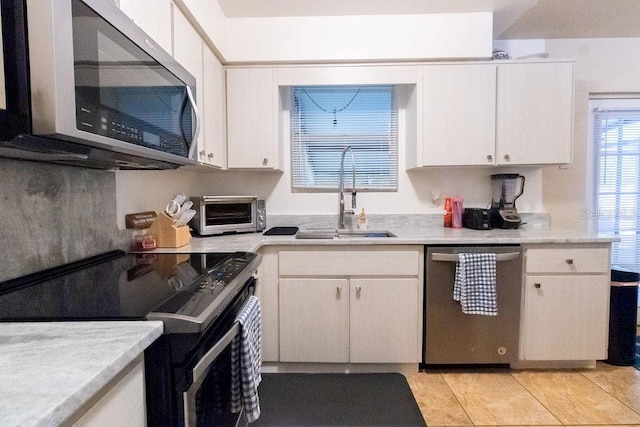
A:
423;245;523;366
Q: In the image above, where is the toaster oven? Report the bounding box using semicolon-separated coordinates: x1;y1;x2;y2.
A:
190;196;266;235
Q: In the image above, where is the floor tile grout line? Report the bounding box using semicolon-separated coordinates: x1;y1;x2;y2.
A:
575;365;640;417
436;369;477;426
508;370;565;426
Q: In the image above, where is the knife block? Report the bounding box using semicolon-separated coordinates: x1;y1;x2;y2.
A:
148;211;191;248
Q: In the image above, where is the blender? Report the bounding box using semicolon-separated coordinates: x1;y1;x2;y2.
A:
488;174;525;229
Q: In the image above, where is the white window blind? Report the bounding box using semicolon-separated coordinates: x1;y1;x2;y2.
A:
593;106;640;271
290;85;398;191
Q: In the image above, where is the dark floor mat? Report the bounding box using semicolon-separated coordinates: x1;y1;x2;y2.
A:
252;373;426;426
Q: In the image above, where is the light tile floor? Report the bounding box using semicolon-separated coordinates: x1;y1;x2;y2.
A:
405;362;640;426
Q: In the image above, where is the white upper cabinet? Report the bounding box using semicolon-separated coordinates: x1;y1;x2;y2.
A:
226;68;281;170
173;6;227;169
202;44;226;168
496;61;574;165
411;60;574;168
172;6;204;158
117;0;172;54
420;64;497;166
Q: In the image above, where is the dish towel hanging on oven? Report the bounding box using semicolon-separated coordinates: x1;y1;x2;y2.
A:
231;295;262;422
453;253;498;315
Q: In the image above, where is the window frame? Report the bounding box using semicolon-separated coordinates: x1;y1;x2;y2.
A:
289;84;399;192
590;97;640;273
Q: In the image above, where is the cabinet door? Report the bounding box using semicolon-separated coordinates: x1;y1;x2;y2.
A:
226;68;279;169
202;45;226;168
118;0;172;54
421;64;496;166
521;275;609;360
172;8;205;160
279;278;349;362
255;247;279;362
496;62;574;165
349;278;420;363
73;359;146;427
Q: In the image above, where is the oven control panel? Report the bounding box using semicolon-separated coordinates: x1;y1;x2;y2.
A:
199;258;248;291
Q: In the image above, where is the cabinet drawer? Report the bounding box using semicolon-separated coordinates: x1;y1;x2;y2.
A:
279;249;421;276
525;247;609;274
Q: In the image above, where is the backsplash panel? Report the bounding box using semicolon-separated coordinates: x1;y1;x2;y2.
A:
0;159;127;282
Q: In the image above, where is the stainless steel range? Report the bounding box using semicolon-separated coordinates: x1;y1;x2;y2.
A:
0;250;262;426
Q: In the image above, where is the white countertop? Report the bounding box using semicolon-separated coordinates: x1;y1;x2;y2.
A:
151;216;617;254
0;321;163;427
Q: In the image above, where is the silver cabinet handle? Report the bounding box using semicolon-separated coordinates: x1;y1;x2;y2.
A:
487;154;493;162
262;157;269;166
504;154;511;161
186;85;201;160
431;252;520;262
566;259;574;265
355;286;362;296
534;283;541;289
207;153;214;159
336;286;342;297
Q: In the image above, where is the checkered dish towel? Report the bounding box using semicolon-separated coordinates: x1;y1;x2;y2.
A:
453;253;498;316
231;295;262;422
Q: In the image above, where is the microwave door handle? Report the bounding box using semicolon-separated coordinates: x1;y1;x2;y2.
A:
181;85;200;160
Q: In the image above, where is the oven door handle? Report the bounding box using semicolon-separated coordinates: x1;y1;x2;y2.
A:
431;252;520;262
194;322;239;383
183;322;240;427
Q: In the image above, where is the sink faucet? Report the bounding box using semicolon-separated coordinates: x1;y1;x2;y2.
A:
338;146;357;229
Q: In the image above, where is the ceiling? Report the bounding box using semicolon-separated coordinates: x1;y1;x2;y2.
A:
216;0;640;40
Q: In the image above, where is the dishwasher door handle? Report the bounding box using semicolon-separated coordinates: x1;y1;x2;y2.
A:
431;252;520;262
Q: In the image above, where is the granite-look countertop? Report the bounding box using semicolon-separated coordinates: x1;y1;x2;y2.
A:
0;321;163;427
150;214;617;254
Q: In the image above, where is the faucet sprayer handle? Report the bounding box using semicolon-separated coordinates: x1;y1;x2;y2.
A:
351;190;357;209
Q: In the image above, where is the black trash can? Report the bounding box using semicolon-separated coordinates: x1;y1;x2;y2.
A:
606;267;639;366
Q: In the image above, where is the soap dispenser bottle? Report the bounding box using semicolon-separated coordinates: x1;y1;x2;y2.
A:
357;208;369;230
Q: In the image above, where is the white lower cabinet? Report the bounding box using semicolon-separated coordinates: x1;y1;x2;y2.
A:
277;245;423;364
72;358;146;427
520;245;611;361
349;278;420;363
280;278;350;363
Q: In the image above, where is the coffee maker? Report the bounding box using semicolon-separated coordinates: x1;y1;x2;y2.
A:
488;174;525;229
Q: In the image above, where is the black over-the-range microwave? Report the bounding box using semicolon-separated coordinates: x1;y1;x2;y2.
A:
0;0;200;169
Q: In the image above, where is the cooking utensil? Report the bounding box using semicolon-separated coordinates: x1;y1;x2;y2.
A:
165;193;188;217
174;209;196;227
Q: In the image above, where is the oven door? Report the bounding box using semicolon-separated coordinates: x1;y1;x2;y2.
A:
182;278;256;427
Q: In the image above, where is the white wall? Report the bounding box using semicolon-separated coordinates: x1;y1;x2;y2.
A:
178;1;493;63
224;13;493;62
542;37;640;230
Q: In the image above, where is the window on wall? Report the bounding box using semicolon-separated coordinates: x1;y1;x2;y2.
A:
592;98;640;272
290;85;398;191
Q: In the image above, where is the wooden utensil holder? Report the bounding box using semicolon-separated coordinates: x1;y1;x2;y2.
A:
148;211;191;248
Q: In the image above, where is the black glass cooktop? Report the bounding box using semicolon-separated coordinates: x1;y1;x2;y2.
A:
0;250;243;323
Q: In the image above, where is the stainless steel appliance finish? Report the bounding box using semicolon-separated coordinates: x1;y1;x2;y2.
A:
0;0;199;169
423;246;523;365
191;196;267;236
0;250;262;426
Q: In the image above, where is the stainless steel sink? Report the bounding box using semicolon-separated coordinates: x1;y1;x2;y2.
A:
295;228;396;239
336;230;396;238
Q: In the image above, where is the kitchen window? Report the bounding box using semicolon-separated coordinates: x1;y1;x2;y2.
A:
290;85;398;191
591;98;640;272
